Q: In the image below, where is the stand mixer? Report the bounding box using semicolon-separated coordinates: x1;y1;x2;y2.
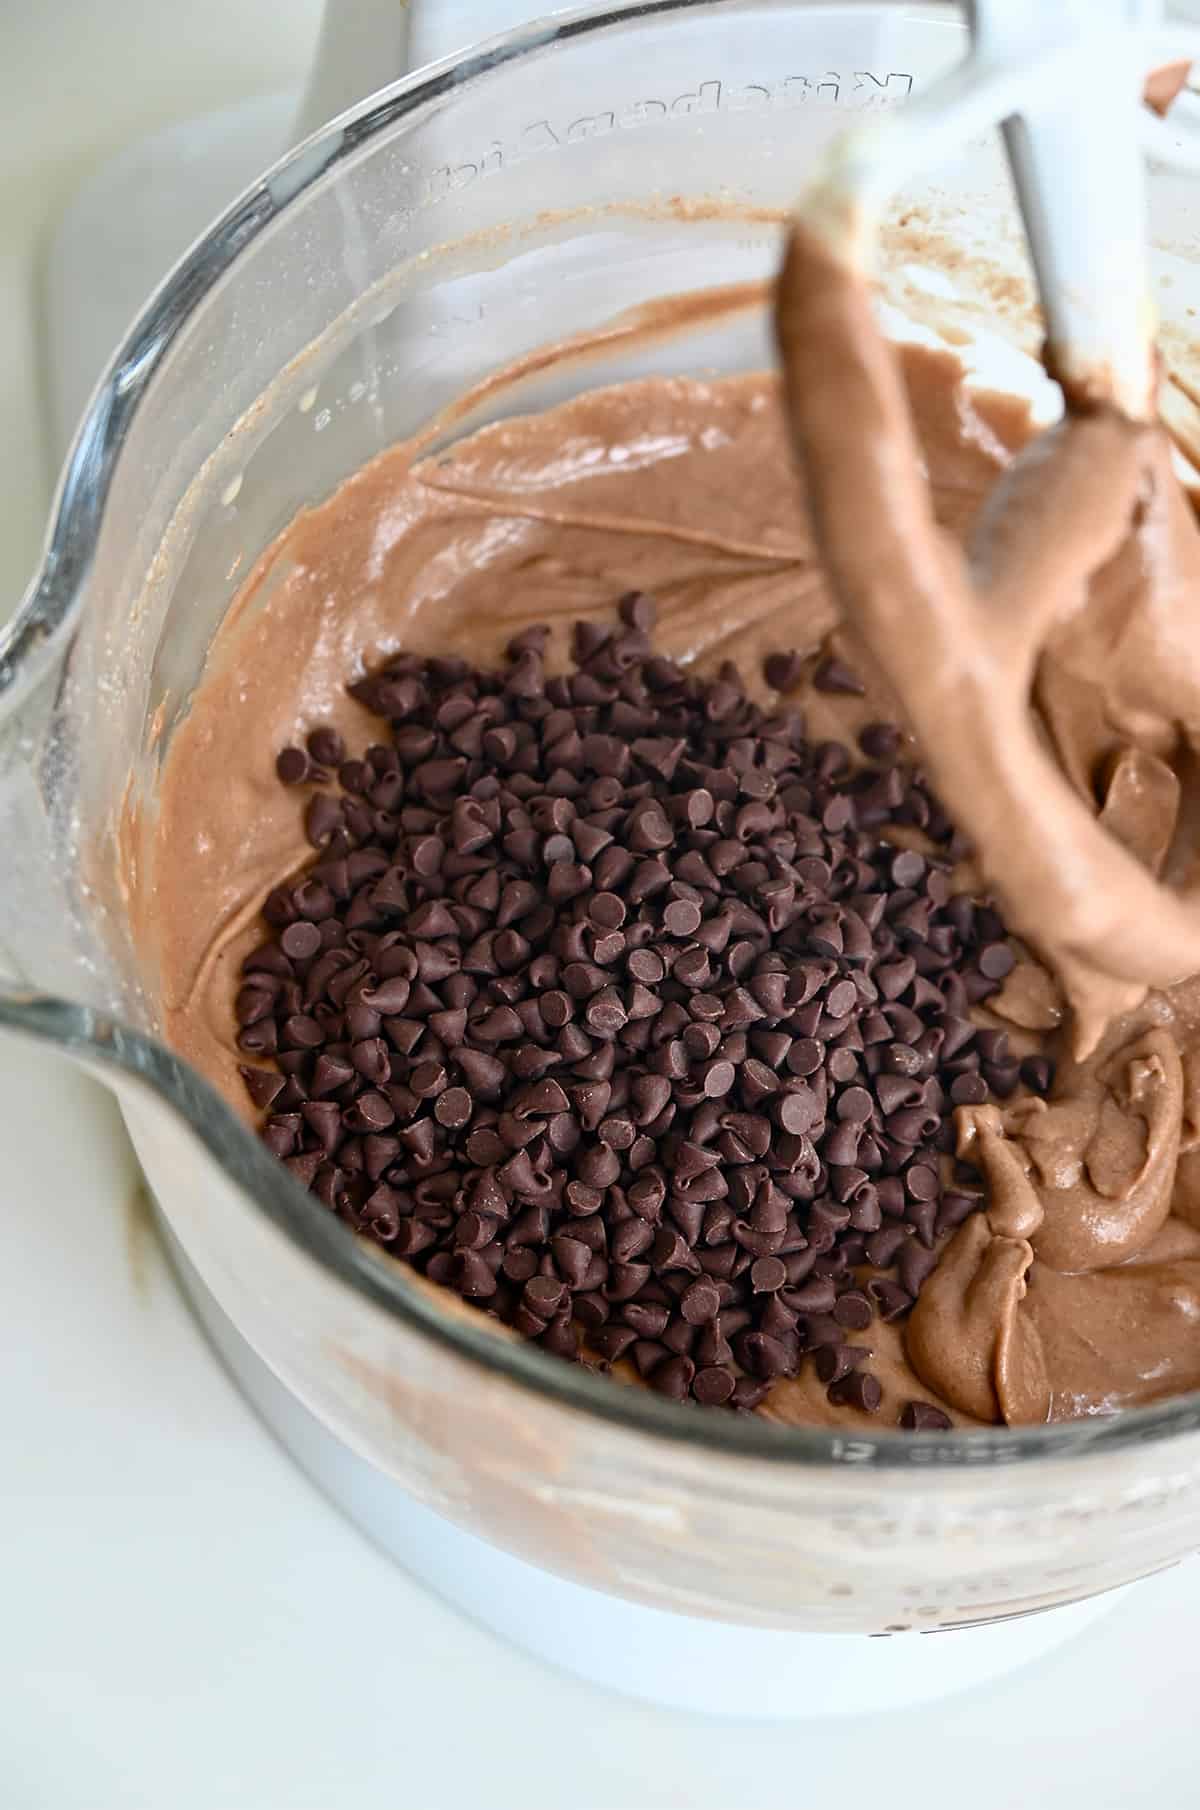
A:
16;0;1200;1719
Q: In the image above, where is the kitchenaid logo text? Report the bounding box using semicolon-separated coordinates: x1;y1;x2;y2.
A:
417;68;914;204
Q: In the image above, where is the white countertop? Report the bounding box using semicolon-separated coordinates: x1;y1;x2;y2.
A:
1;4;1198;1805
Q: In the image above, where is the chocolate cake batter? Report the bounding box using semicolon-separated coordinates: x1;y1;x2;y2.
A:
138;292;1200;1429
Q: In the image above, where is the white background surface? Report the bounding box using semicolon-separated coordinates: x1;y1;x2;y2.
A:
1;2;1199;1805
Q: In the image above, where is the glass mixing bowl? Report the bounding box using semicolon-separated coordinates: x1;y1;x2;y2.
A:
5;0;1200;1655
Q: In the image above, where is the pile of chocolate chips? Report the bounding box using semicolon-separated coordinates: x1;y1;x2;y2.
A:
236;594;1051;1419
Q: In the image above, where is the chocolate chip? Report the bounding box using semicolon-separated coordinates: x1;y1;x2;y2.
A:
524;1275;567;1319
618;590;657;633
775;1090;819;1135
699;1058;736;1098
891;849;926;888
826;1370;882;1412
735;1331;797;1380
905;1163;939;1203
814;1342;871;1384
663;899;703;937
971;1028;1006;1066
813;655;865;696
308;727;346;769
650;1354;696;1399
825;978;858;1018
277;747;313;785
763;649;804;692
836;1085;874;1123
305;794;344;846
240;1065;286;1110
750;1256;787;1293
784;1276;838;1315
865;1225;908;1267
731;1376;769;1411
280;921;322;961
897;1239;939;1298
833;1289;873;1331
434;1086;473;1128
859;722;901;761
900;1400;952;1431
787;1038;822;1077
867;1277;914;1321
693;1365;736;1404
586;986;627;1034
680;1279;721;1324
978;941;1015;980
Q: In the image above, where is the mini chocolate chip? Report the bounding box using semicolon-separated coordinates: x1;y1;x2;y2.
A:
305;794;345;846
901;1400;952;1431
693;1366;736;1404
865;1224;908;1267
699;1058;736;1098
435;1086;473;1128
905;1164;939;1203
735;1330;797;1380
975;1028;1010;1065
897;1240;939;1297
280;920;322;961
787;1038;822;1077
763;649;804;691
650;1354;696;1399
775;1090;819;1135
978;941;1015;980
836;1085;874;1123
679;1279;721;1324
867;1277;914;1321
821;978;855;1019
524;1276;567;1318
307;727;346;768
813;656;865;696
826;1370;882;1412
1021;1055;1054;1095
891;849;926;888
859;722;901;760
833;1289;873;1331
785;1277;838;1315
619;590;657;633
277;746;314;786
814;1342;871;1384
663;899;703;937
731;1376;769;1411
750;1256;787;1293
240;1066;285;1110
586;987;628;1034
